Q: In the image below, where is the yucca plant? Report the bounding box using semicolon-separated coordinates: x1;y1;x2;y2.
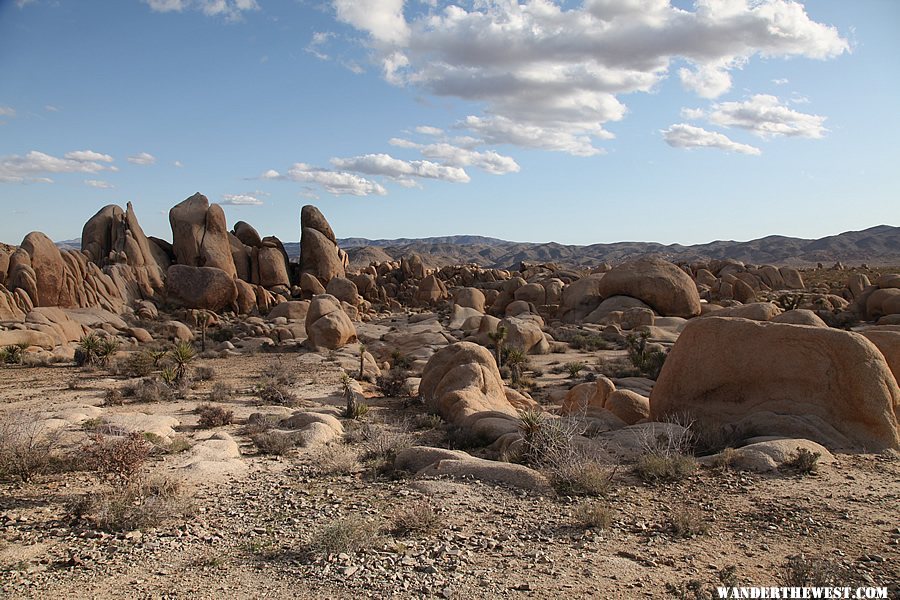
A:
148;350;169;368
1;344;27;365
505;348;529;386
358;344;367;380
169;341;195;382
160;366;178;387
77;334;102;367
487;325;507;369
97;338;120;367
197;310;214;352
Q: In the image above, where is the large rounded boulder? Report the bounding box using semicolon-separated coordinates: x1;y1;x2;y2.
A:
597;257;701;318
305;294;356;350
166;265;238;312
650;317;900;450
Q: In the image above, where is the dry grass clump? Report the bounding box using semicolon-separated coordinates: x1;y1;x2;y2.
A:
389;499;445;535
306;516;381;556
356;422;415;472
69;475;194;532
785;447;820;474
0;415;62;482
195;404;234;429
634;422;698;484
572;501;613;530
251;431;294;456
318;444;361;475
194;365;216;382
669;506;710;538
208;382;234;403
255;381;300;407
517;410;616;497
81;432;151;485
122;377;175;403
780;556;864;587
118;352;155;378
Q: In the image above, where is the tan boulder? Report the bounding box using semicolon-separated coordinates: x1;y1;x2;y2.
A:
416;274;449;305
596;257;700;318
19;232;70;307
584;295;652;324
325;277;360;306
169;193;237;278
300;272;326;296
233;221;263;248
256;246;290;288
558;274;605;322
779;267;804;290
559;377;616;415
305;294;356;350
453;287;486;313
650;317;900;450
268;300;310;321
166;265;238;312
867;288;900;320
704;302;781;321
861;329;900;383
502;315;549;354
514;283;545;305
845;273;870;298
771;309;828;327
604;389;650;425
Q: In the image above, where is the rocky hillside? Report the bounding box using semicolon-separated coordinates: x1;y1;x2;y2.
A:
318;225;899;270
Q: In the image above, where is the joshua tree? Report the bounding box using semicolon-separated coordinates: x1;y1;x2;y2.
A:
197;310;215;352
488;325;507;369
358;343;367;380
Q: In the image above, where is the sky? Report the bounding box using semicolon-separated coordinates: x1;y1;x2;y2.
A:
0;0;898;247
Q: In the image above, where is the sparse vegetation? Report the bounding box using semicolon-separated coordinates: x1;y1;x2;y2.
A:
119;351;155;378
635;423;698;483
0;415;61;482
669;506;710;538
251;431;294;456
195;404;234;428
357;422;415;473
376;367;408;398
123;377;175;403
504;347;529;386
390;499;444;535
306;516;381;556
1;343;27;365
76;334;102;367
785;447;820;474
81;432;151;486
208;382;235;403
318;444;360;475
780;556;864;587
255;380;299;407
69;475;193;532
487;324;507;368
563;361;587;378
572;501;612;529
169;340;196;382
625;330;667;379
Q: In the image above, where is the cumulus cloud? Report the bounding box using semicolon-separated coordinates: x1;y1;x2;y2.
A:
703;94;828;138
127;152;157;166
221;193;264;206
144;0;259;19
84;179;114;189
662;124;761;155
334;0;848;156
262;164;387;196
389;138;520;175
414;125;443;136
331;153;470;183
0;150;117;184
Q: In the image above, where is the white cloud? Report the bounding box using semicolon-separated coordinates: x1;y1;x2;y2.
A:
263;163;388;196
85;179;114;189
0;150;117;184
334;0;848;156
65;150;114;163
0;106;15;118
414;125;443;136
144;0;259;20
389;138;520;175
306;31;335;60
772;78;790;85
705;94;827;138
127;152;157;166
331;153;470;183
333;0;409;45
173;160;184;168
221;193;264;206
662;124;761;155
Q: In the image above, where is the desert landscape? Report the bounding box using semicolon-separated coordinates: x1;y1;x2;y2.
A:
0;195;898;599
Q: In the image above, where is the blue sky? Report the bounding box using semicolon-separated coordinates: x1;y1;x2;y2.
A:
0;0;898;246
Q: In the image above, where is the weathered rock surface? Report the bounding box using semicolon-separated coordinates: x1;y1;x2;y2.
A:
305;294;356;350
597;257;701;318
166;265;238;312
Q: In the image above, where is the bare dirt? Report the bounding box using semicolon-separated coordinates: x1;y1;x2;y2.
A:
1;350;899;599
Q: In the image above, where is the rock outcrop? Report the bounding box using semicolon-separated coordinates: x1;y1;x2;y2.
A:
300;205;345;284
596;256;701;318
169;193;237;278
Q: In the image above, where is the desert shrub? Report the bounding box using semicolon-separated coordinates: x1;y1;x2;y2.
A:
119;352;155;378
243;413;280;436
358;422;415;471
97;338;120;367
0;416;60;482
376;367;408;398
670;506;710;538
306;516;381;556
780;556;864;587
259;361;297;386
390;499;444;535
412;413;443;430
76;334;102;367
251;431;294;456
103;389;125;406
635;452;696;483
390;351;412;370
625;331;667;379
195;404;234;428
775;293;803;311
2;343;29;365
318;444;360;475
210;327;235;343
81;432;151;485
255;380;299;407
518;410;615;496
168;341;195;382
785;447;820;474
194;365;215;382
208;382;234;403
124;377;175;403
572;501;612;529
570;334;609;351
442;423;486;450
71;475;193;532
563;361;586;378
664;567;740;600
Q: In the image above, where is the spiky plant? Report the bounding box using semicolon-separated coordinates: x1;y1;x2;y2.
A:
505;348;529;385
564;361;587;378
97;338;120;367
358;344;367;380
77;334;102;367
149;350;169;368
170;341;195;382
160;366;178;387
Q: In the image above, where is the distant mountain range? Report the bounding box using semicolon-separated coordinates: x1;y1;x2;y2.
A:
54;225;900;270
